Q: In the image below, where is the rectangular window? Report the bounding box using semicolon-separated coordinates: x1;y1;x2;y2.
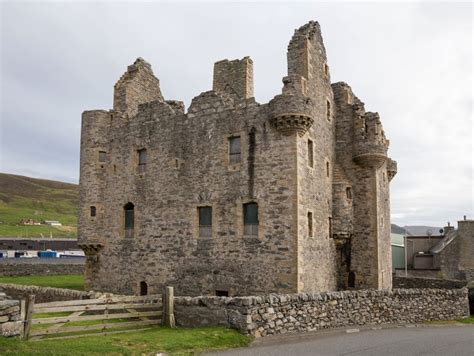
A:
90;206;96;217
228;136;241;164
98;151;107;162
243;202;258;236
308;139;314;168
198;206;212;238
216;290;229;297
308;211;313;237
326;100;331;121
138;149;147;173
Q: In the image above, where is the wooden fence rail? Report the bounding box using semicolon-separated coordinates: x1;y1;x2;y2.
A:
22;288;174;341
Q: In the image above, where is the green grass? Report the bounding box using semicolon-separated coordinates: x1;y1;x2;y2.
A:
0;173;78;237
0;274;84;290
425;315;474;325
0;326;252;355
458;316;474;324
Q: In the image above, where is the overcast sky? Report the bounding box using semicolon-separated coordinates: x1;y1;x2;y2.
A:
0;1;472;227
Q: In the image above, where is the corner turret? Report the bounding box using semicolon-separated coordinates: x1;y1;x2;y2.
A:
353;112;389;168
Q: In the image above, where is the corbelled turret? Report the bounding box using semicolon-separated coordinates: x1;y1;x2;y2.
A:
353;111;389;168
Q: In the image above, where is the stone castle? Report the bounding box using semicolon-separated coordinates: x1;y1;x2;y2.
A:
79;21;397;296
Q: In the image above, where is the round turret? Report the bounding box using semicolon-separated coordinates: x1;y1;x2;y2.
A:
269;94;314;136
352;112;388;168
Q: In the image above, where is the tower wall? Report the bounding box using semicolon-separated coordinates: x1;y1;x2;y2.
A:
332;82;393;289
213;57;254;100
284;21;338;292
113;58;164;117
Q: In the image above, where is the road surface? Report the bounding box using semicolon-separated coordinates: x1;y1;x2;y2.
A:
209;325;474;356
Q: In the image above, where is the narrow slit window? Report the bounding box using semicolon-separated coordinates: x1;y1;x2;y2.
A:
326;161;330;178
98;151;107;163
308;139;314;168
346;187;352;199
307;211;313;237
326;100;331;121
243;202;258;236
328;217;333;238
124;202;134;238
90;206;96;217
138;149;147;173
228;136;241;164
198;206;212;238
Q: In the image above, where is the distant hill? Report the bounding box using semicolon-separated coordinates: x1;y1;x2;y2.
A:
390;223;443;236
391;224;406;234
0;173;78;237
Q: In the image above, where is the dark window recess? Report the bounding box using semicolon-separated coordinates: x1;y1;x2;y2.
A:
308;211;313;237
138;149;147;173
228;136;241;164
243;202;258;236
140;281;148;296
326;100;331;121
308;140;314;168
124;202;134;238
348;272;356;288
90;206;96;217
98;151;107;163
346;187;352;199
216;290;229;297
198;206;212;238
328;217;333;238
326;162;330;177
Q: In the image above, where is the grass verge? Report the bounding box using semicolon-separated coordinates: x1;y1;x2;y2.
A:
0;274;84;290
0;326;252;355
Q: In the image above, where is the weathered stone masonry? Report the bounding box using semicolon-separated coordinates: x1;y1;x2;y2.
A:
174;288;469;337
79;21;397;296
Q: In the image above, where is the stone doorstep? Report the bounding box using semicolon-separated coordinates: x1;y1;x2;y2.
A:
247;322;473;348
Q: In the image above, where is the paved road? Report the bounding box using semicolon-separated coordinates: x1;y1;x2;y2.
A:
209;326;474;356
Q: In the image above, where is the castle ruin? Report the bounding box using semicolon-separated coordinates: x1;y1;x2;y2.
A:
78;21;397;296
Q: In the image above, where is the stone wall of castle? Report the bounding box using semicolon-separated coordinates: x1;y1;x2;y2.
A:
80;62;302;296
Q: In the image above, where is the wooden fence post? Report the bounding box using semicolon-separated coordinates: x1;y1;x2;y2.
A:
23;294;35;340
163;286;175;328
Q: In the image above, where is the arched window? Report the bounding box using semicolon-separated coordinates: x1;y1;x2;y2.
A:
139;281;148;296
124;202;134;238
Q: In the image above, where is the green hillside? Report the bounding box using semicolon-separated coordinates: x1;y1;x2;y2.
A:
0;173;78;237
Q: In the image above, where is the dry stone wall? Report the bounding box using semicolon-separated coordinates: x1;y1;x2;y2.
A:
0;293;21;337
0;284;93;303
0;259;84;277
174;289;469;337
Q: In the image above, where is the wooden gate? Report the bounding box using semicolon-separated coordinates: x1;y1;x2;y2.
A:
23;292;169;340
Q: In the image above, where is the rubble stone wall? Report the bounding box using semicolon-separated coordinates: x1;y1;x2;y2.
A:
0;293;21;337
0;284;93;303
174;288;469;337
0;259;85;277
